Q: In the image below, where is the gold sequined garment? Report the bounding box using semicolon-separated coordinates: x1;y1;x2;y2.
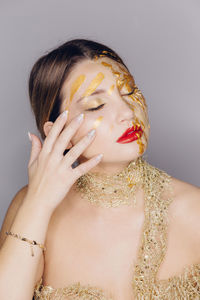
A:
33;159;200;299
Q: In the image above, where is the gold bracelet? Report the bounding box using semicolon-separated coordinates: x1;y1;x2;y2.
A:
5;231;46;257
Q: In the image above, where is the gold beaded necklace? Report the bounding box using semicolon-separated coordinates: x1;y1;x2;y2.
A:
75;156;146;208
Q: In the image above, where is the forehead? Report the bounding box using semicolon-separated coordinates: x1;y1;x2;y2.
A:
70;57;128;81
61;57;130;98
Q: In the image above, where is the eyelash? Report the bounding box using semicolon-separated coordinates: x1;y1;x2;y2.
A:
86;90;135;112
87;103;105;111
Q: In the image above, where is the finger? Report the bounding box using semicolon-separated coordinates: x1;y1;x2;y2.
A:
62;128;96;166
28;133;43;167
42;110;69;154
52;113;84;156
72;154;103;180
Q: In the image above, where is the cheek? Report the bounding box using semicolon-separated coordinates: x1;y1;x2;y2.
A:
131;103;150;143
133;102;149;126
70;115;106;144
93;116;104;129
110;124;114;132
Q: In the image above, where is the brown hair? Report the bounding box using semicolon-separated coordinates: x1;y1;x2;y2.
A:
28;38;129;140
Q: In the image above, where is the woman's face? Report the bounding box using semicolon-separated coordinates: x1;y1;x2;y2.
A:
60;57;150;165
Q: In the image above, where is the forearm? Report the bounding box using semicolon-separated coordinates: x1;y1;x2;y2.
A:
0;196;52;300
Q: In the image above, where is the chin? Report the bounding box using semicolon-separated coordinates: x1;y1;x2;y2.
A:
101;152;143;164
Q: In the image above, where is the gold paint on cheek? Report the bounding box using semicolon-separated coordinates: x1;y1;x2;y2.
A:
140;120;145;130
68;75;86;108
82;72;105;97
110;124;114;132
143;131;148;145
93;116;103;129
132;116;145;155
137;139;145;155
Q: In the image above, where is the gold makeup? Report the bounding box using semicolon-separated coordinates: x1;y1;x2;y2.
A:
82;72;105;98
134;116;145;154
82;98;104;110
93;116;103;129
65;74;86;110
107;84;115;95
100;61;147;113
110;124;114;132
93;50;122;64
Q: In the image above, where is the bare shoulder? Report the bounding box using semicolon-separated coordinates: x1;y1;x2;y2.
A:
170;176;200;212
169;176;200;255
0;184;28;249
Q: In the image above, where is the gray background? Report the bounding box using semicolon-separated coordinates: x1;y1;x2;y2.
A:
0;0;199;227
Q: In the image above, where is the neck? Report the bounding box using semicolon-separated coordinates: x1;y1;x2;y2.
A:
72;156;145;211
78;156;139;175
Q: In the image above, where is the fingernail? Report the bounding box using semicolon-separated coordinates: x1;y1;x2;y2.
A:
95;154;103;161
76;113;84;122
28;131;32;142
61;110;68;118
87;129;96;138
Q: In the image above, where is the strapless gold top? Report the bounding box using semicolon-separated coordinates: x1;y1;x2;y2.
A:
33;161;200;299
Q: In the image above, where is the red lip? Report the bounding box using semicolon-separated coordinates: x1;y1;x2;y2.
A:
116;125;143;144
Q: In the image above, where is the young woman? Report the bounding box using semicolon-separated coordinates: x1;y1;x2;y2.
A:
0;39;199;299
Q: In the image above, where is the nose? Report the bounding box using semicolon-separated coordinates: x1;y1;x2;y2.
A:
117;96;135;124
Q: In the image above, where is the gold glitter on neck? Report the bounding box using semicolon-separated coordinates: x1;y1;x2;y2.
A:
75;156;145;208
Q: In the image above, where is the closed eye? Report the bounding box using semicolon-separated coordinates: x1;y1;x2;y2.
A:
86;88;135;112
86;103;105;111
127;90;134;96
122;88;136;97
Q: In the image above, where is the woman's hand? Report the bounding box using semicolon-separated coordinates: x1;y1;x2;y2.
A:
25;110;103;212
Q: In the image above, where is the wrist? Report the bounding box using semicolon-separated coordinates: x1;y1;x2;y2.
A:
22;193;54;219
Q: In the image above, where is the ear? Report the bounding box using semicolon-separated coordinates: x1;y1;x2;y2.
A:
43;121;73;149
43;121;54;137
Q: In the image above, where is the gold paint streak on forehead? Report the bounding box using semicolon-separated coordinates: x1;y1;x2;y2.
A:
100;61;135;93
101;61;125;91
95;56;135;89
93;116;103;129
69;74;86;104
107;84;115;95
82;72;105;98
101;62;117;74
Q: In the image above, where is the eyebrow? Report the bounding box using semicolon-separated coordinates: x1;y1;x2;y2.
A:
76;89;107;103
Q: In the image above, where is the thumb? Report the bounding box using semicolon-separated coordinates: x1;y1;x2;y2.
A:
28;132;43;167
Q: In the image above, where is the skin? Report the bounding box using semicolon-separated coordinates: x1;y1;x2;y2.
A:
40;58;200;296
